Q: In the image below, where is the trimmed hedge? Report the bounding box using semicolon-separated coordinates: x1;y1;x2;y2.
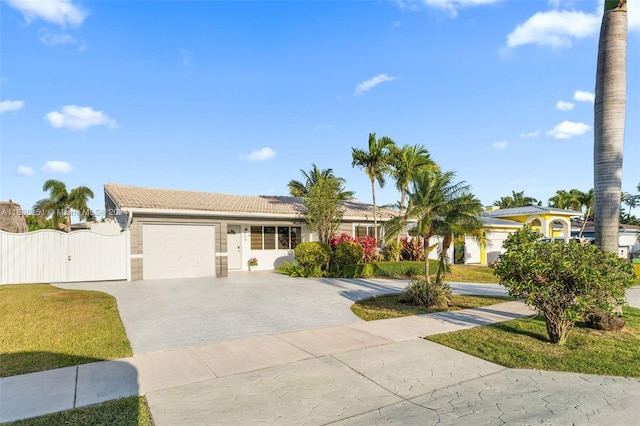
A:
334;242;364;269
342;260;439;278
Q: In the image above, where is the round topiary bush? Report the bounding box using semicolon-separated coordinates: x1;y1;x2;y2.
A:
294;241;332;270
334;241;364;269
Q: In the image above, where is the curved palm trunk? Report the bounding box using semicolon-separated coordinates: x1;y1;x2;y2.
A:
436;234;453;284
594;1;626;253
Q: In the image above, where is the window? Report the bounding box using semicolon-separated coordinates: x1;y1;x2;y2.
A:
355;224;383;247
251;225;302;250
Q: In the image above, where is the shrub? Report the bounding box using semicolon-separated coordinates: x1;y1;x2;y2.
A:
294;241;332;270
328;232;357;248
342;261;438;279
361;236;377;263
334;241;363;270
494;227;636;345
400;237;424;261
381;240;401;261
399;278;452;308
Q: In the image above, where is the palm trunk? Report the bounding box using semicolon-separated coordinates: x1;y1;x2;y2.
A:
371;178;377;242
436;234;453;284
594;1;626;253
396;190;407;261
424;233;432;284
66;206;71;233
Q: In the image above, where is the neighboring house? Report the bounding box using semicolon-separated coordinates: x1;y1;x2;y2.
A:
571;221;640;260
104;183;396;280
459;206;582;265
0;201;28;233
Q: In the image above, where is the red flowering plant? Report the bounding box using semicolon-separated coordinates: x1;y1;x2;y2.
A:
329;232;358;248
361;235;377;262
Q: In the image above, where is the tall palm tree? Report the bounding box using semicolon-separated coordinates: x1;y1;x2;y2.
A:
405;170;472;283
351;133;395;241
288;163;354;200
33;180;94;232
387;144;437;218
594;0;627;253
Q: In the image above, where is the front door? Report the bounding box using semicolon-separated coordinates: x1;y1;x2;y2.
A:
227;225;242;270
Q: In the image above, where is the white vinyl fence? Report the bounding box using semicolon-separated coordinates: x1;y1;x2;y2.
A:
0;230;129;284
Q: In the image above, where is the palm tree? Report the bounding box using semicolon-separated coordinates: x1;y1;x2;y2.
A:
351;133;395;241
33;180;95;232
288;163;354;201
405;170;472;283
387;144;437;218
432;192;484;284
594;0;627;253
493;190;538;209
548;190;581;210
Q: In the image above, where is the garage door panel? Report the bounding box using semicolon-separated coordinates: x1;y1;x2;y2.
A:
143;224;216;280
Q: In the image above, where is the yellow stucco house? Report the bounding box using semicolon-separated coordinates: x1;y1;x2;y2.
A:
466;206;582;265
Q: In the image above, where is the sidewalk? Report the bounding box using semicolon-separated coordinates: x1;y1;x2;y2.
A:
2;300;640;425
1;301;530;423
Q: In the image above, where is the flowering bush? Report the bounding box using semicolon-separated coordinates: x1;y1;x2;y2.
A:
248;257;258;267
329;232;357;248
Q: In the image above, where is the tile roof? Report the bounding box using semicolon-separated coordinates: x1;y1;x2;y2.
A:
484;206;582;217
104;183;397;219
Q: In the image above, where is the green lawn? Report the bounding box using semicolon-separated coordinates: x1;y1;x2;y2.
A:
447;264;499;283
428;306;640;377
351;293;515;321
0;284;132;377
3;396;153;426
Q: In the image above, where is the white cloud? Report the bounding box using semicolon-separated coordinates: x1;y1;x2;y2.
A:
556;100;575;110
42;161;72;173
546;121;590;139
6;0;86;27
492;141;508;150
244;147;276;162
408;0;501;17
520;130;540;138
354;74;397;96
507;10;599;48
46;105;118;130
38;29;77;46
17;165;34;176
0;100;25;113
574;90;595;103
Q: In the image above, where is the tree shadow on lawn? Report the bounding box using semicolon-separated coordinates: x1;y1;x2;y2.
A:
490;316;551;343
0;352;107;378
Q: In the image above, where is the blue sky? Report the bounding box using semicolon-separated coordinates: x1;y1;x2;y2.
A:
1;0;639;219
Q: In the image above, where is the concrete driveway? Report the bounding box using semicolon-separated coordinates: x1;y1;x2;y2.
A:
56;272;413;354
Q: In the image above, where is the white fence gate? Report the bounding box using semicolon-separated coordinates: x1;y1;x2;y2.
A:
0;230;129;284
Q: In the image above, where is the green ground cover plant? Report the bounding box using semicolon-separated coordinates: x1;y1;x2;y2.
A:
0;284;132;377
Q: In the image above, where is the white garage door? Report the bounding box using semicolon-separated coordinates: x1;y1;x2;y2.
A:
143;224;216;280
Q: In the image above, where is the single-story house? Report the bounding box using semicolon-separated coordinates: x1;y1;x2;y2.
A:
104;183;396;280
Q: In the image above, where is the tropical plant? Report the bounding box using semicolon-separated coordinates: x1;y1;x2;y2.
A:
399;278;452;308
288;163;354;201
293;241;332;277
386;143;437;258
33;180;95;232
405;169;475;283
351;133;395;241
548;190;582;211
432;192;484;284
494;227;635;345
594;0;627;253
492;190;538;209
